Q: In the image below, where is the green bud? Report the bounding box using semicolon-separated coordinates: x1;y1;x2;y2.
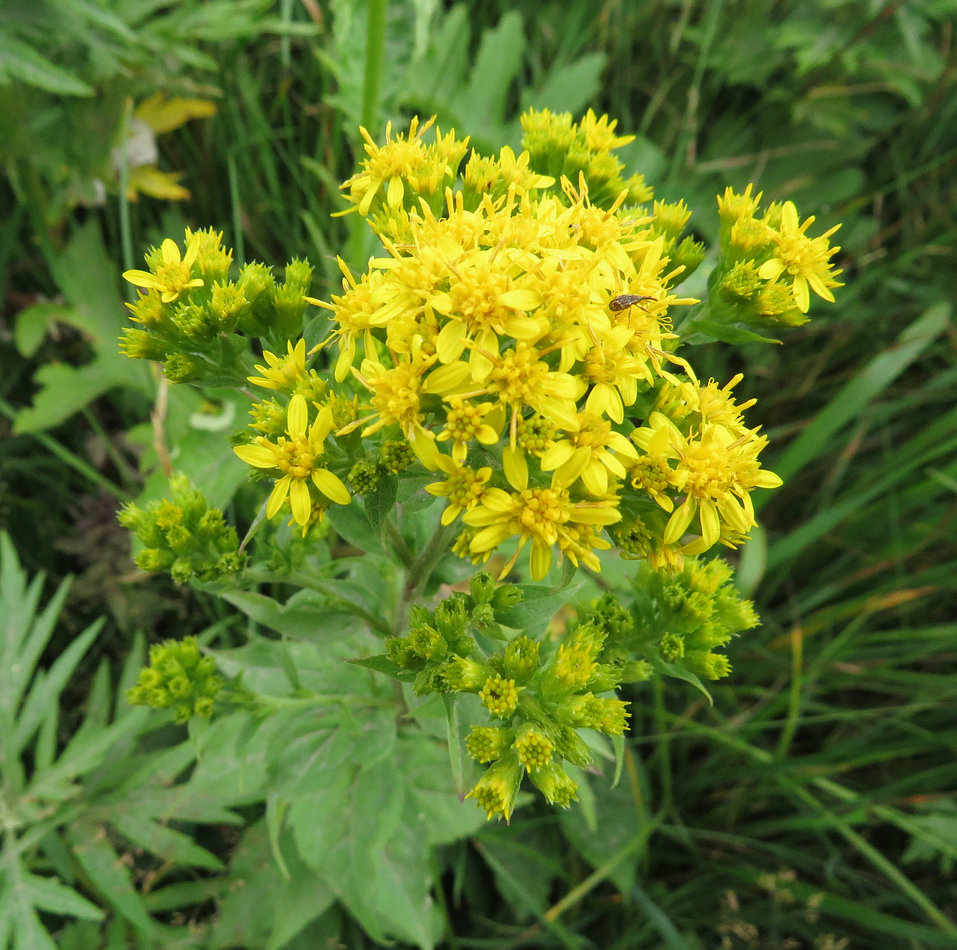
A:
434;596;467;642
491;584;523;612
378;440;415;474
503;635;540;683
119;327;167;361
466;751;523;821
209;282;249;330
348;458;381;495
469;571;496;604
513;722;554;769
408;624;446;661
163;353;204;383
444;655;493;692
480;675;520;718
385;636;421;670
470;602;497;629
659;632;685;662
527;759;578;808
553;725;592;769
465;725;513;763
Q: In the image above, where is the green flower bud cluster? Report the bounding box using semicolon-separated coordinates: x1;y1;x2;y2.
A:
647;199;706;284
127;636;222;723
520;107;653;209
118;473;244;585
387;574;634;822
632;557;760;680
346;439;419;495
121;229;315;386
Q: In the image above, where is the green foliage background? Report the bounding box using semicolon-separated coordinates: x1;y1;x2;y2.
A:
1;0;955;947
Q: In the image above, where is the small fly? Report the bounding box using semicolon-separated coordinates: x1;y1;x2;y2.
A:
609;293;655;313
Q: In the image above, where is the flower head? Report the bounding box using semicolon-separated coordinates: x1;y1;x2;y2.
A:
758;201;843;313
123;235;204;303
234;394;350;529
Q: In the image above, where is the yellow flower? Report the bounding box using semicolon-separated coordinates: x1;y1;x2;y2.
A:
339;116;468;219
539;411;638;496
314;259;405;382
632;412;781;554
716;183;763;226
436;397;503;463
248;339;308;391
349;346;472;466
425;455;493;525
462;456;620;581
758;201;842;313
123;235;204;303
234;394;350;527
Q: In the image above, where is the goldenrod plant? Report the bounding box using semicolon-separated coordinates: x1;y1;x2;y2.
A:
119;109;842;824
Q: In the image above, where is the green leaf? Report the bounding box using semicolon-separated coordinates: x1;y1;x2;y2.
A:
647;654;713;704
0;36;93;96
13;302;76;357
223;588;360;640
496;579;584;631
347;653;416;682
520;51;606;116
364;473;398;540
22;872;103;921
680;317;781;345
13;223;150;433
108;813;223;871
65;823;167;939
328;498;382;553
208;820;335;950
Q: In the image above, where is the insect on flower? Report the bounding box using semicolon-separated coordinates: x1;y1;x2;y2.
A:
609;294;656;313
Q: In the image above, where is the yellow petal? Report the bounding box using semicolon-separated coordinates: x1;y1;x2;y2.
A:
502;445;528;491
287;394;308;437
435;320;468;364
234;443;278;468
135;93;217;134
266;476;291;518
126;166;190;202
312;469;351;505
497;289;542;311
529;540;552;580
289;478;312;525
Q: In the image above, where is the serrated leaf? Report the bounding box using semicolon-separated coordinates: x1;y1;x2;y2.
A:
288;750;441;948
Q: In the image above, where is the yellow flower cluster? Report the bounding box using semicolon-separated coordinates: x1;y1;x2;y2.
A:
224;115;810;573
715;184;843;322
311;118;782;579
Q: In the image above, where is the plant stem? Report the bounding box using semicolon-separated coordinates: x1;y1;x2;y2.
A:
407;520;457;601
361;0;388;133
347;0;389;270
